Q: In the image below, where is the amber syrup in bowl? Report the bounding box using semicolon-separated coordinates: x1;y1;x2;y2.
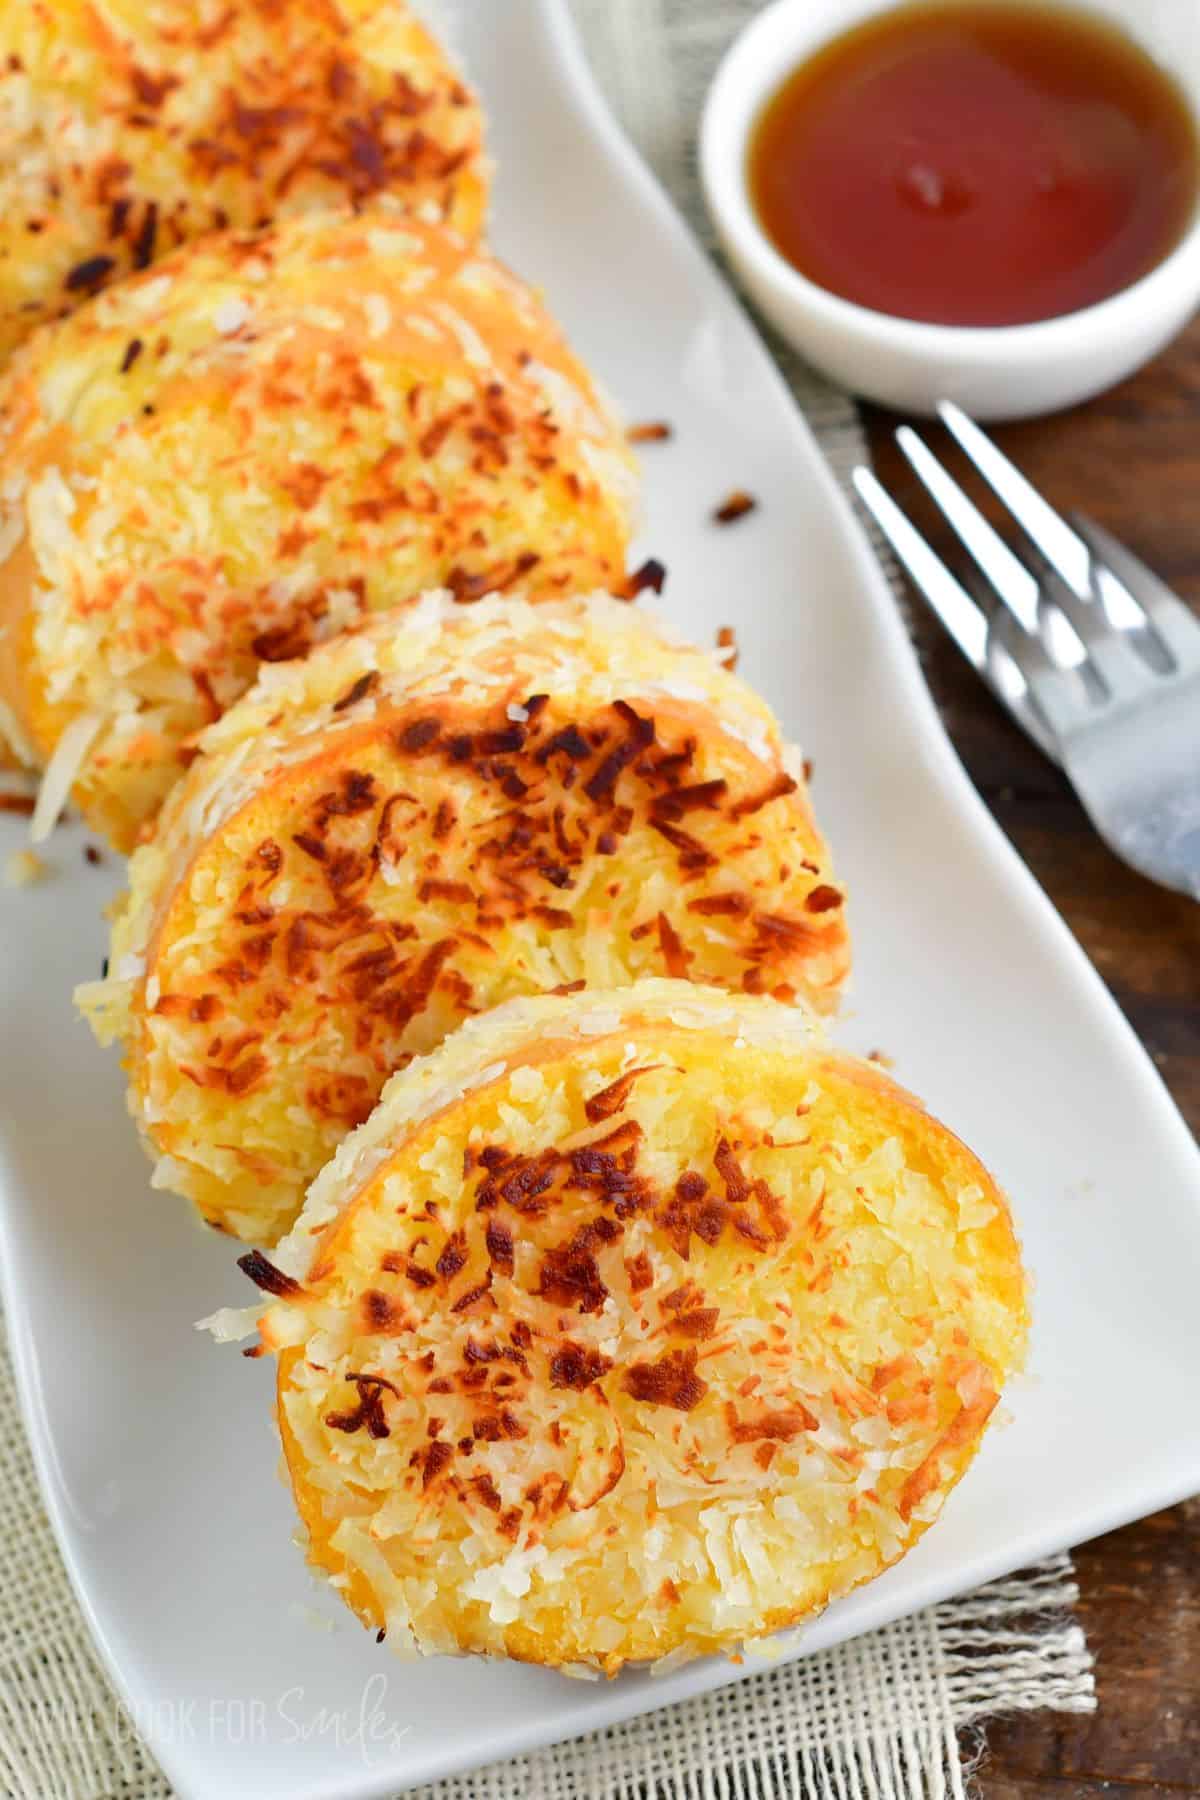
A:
747;1;1200;327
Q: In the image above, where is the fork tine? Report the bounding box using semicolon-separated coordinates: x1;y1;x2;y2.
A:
938;401;1093;599
851;466;988;669
936;402;1159;700
896;423;1087;679
853;463;1069;762
895;425;1044;638
1070;512;1200;671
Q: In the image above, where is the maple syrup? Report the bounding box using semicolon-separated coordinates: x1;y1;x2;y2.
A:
748;2;1199;326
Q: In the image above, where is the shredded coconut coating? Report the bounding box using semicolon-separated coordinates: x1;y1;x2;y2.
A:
0;0;488;364
240;979;1027;1675
0;211;636;846
78;593;849;1244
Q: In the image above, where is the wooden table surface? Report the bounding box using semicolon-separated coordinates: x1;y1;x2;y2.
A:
863;322;1200;1797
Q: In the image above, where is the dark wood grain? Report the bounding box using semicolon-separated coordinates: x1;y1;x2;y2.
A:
863;318;1200;1797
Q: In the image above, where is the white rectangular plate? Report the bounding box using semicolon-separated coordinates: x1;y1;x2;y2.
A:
2;3;1199;1795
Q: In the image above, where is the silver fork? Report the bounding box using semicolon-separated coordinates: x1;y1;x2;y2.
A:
853;402;1200;899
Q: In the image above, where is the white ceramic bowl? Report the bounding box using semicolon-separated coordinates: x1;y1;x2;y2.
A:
700;0;1200;419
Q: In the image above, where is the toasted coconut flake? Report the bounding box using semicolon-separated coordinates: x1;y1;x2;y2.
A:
713;491;758;526
196;1304;263;1344
30;712;102;843
3;847;47;887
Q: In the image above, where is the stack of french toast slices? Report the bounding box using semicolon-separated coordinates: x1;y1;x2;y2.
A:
0;0;1026;1677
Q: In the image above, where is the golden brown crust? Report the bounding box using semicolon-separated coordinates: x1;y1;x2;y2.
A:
81;597;848;1244
279;1355;999;1676
0;542;39;764
253;983;1027;1673
278;1347;383;1634
0;212;636;844
0;0;488;363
